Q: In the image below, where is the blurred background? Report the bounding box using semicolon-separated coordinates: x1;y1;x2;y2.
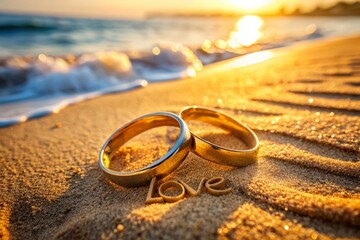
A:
0;0;359;126
0;0;360;57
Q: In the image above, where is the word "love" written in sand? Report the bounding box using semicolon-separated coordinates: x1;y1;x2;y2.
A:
145;177;232;204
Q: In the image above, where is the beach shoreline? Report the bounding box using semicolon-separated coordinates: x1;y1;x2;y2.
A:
2;14;360;128
1;31;357;128
1;34;359;239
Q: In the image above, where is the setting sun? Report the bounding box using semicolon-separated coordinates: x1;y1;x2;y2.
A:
230;0;271;10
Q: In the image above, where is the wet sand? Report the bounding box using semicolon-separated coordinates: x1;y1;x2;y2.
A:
0;35;359;239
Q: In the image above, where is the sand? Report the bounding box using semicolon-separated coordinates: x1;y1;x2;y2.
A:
1;35;360;239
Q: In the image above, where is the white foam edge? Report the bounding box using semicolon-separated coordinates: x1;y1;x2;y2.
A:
0;79;148;127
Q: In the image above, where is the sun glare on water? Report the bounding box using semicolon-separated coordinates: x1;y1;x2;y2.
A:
228;15;264;48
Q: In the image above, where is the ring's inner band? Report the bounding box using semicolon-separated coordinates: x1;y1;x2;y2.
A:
104;116;181;168
181;109;257;150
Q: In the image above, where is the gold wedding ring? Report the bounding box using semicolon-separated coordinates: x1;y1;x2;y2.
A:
179;106;259;167
99;112;192;187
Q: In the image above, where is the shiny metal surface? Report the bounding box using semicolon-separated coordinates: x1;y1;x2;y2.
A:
99;112;192;187
179;106;259;167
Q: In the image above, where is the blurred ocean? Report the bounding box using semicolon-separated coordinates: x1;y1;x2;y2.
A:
1;13;360;57
1;13;360;126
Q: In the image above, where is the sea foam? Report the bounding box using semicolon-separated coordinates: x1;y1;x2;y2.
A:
0;44;204;126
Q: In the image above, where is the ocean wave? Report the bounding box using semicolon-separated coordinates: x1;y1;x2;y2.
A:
0;52;137;101
132;43;203;81
0;20;328;127
0;22;58;31
0;44;204;126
